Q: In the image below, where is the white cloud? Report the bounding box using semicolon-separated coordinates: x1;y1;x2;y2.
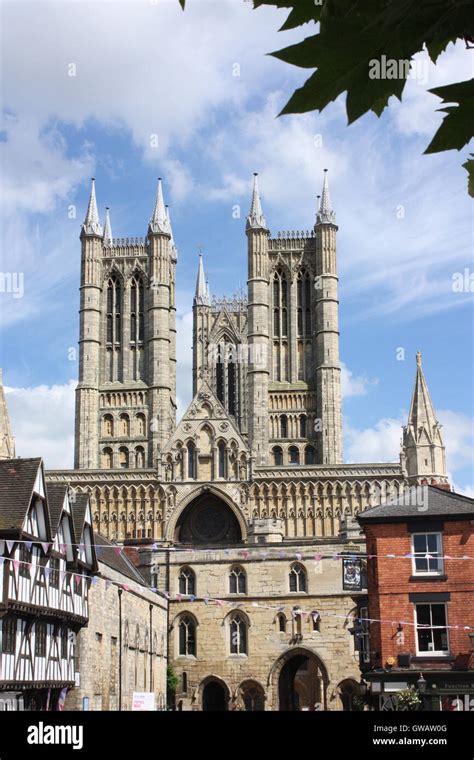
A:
5;380;76;470
344;408;474;494
341;363;377;399
345;416;403;464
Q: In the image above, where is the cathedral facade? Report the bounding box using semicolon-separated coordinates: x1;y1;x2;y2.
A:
46;172;449;710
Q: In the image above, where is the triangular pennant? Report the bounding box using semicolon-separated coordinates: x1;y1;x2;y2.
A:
95;546;103;557
44;567;51;578
122;584;129;592
6;541;14;553
13;559;20;571
91;576;99;586
25;541;33;551
0;540;4;556
114;547;122;556
41;542;50;554
75;574;82;586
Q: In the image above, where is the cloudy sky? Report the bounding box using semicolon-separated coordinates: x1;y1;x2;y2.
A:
1;0;473;493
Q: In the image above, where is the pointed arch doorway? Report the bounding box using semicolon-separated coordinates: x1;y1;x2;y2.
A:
274;649;328;711
201;678;229;711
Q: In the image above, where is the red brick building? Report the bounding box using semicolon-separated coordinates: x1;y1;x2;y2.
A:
357;486;474;711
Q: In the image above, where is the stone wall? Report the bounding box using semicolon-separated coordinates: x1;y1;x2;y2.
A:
65;561;168;711
139;539;365;711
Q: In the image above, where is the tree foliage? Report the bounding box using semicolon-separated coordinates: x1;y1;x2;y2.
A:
181;0;474;195
250;0;474;195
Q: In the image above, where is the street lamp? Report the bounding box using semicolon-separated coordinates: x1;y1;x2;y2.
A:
417;673;427;694
359;678;368;696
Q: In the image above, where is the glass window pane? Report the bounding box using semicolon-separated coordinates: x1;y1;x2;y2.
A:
431;605;446;627
416;604;431;626
413;534;427;553
427;534;439;553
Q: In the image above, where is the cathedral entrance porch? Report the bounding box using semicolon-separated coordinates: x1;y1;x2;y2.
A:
274;649;328;711
201;678;229;711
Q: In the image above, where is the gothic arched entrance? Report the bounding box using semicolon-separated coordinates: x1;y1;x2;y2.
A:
202;679;229;711
273;649;328;711
174;492;242;545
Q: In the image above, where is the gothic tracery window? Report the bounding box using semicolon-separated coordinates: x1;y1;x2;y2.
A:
229;613;247;655
272;269;289;381
229;565;246;595
289;562;307;593
179;615;196;656
178;567;196;596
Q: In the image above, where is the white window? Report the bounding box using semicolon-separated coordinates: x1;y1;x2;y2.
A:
415;603;449;656
411;532;443;575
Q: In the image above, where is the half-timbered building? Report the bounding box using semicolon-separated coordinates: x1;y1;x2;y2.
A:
0;458;97;710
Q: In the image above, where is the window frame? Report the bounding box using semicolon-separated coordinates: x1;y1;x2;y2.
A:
229;613;248;656
289;562;307;593
411;532;444;576
178;615;196;658
229;566;247;595
414;602;450;657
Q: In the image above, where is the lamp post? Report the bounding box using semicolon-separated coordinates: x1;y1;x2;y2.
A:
417;673;427;711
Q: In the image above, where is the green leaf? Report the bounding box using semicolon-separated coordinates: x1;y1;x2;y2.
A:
179;0;185;8
280;0;322;31
463;154;474;198
424;78;474;153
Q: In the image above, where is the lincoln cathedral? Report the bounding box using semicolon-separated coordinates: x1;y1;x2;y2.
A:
40;171;449;710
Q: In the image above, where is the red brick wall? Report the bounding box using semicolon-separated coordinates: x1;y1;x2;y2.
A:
364;521;474;667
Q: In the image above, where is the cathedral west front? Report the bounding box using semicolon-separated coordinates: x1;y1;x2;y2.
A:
46;171;449;710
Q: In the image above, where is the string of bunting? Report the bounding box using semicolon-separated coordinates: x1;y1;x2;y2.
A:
0;554;473;632
0;539;473;562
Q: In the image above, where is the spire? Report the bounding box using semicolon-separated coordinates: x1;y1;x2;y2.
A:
316;169;336;225
402;352;447;485
83;178;102;236
103;207;113;246
407;351;439;433
194;254;210;306
246;173;267;231
0;369;16;460
149;178;171;235
166;205;178;261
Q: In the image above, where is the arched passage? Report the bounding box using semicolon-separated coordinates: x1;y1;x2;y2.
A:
201;677;230;712
272;648;329;711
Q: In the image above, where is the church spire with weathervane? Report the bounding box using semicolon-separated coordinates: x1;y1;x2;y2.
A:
402;352;447;485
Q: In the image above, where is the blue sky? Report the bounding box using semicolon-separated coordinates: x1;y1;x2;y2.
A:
1;0;473;491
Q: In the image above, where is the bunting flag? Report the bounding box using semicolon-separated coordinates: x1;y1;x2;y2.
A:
75;574;82;586
0;557;4;565
3;552;474;631
2;536;474;563
79;543;85;553
13;559;20;571
44;567;51;578
25;541;33;551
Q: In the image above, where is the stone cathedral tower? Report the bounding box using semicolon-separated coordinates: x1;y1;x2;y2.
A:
74;178;177;470
193;171;343;467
